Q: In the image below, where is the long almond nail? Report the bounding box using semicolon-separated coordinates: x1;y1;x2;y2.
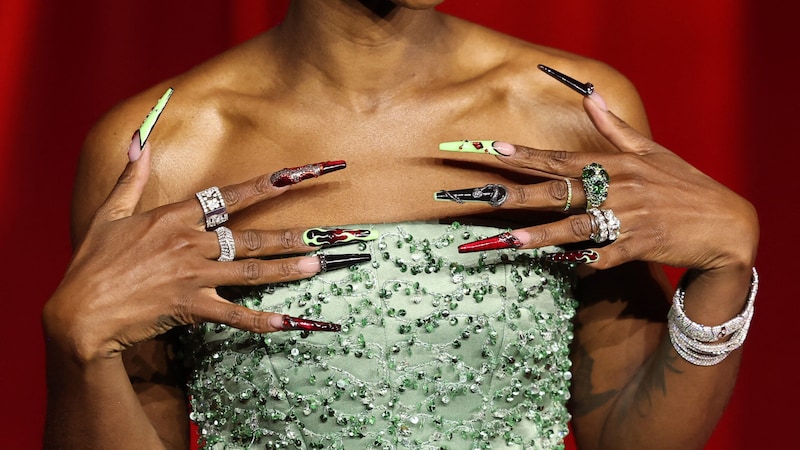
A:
439;140;503;155
270;160;347;187
458;231;523;253
303;228;377;247
138;87;174;150
282;315;341;332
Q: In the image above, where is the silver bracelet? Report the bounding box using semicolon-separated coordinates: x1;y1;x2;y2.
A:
667;267;758;366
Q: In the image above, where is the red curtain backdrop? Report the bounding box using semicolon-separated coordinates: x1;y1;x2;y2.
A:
2;1;796;448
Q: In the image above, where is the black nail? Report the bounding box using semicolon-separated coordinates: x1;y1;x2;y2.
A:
434;184;508;207
538;64;594;96
319;253;371;272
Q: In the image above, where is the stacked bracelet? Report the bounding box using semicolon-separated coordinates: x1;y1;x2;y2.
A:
667;267;758;366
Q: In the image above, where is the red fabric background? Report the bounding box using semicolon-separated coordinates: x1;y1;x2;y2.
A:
1;1;796;448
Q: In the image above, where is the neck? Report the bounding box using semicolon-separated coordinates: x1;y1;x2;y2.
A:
271;0;451;105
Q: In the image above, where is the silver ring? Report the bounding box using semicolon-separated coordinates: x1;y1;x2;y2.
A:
215;226;235;262
587;208;620;243
582;162;609;209
195;186;228;230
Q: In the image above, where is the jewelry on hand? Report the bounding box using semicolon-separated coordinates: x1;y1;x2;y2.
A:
582;162;609;209
214;226;236;262
563;178;573;211
195;186;229;230
667;267;758;366
587;208;620;243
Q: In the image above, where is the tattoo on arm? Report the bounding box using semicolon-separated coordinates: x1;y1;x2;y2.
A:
569;345;619;417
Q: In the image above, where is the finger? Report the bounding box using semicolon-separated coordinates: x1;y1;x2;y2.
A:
177;160;347;229
582;93;664;156
499;178;586;212
202;227;310;260
93;131;151;223
188;294;342;334
203;253;371;285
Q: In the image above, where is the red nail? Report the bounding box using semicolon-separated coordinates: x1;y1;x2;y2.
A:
457;231;522;253
546;249;599;264
282;315;341;332
270;160;347;187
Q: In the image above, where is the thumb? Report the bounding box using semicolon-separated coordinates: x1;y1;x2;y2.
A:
582;92;653;155
93;131;152;223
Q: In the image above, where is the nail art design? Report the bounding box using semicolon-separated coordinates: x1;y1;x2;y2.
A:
546;249;600;264
303;228;377;247
270;160;347;187
458;231;522;253
318;253;371;272
138;87;174;149
282;315;341;332
439;140;503;156
435;184;508;207
537;64;594;96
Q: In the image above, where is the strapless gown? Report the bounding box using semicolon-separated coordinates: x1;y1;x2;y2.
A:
183;222;577;449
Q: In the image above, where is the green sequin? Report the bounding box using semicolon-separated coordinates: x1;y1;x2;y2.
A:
184;222;576;449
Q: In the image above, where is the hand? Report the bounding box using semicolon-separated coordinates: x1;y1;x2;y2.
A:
456;93;759;272
43;133;352;363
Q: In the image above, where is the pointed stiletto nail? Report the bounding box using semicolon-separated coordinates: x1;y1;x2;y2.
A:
439;140;505;156
270;160;347;187
319;253;371;272
434;184;508;207
138;87;174;149
537;64;594;96
282;315;341;332
546;249;600;264
458;231;522;253
303;228;378;247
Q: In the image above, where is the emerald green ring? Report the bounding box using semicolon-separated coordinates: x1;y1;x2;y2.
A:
582;162;609;209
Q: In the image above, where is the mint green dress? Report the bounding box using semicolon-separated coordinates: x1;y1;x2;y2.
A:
184;222;577;449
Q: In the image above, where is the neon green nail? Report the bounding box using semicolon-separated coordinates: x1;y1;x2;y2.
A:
438;140;501;155
138;87;174;149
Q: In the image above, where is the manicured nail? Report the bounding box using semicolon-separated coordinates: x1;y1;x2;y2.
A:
491;141;516;156
537;64;594;96
282;315;341;332
303;228;377;247
588;92;608;111
434;184;508;207
439;140;505;156
319;253;371;272
458;231;523;253
129;130;143;162
546;249;600;264
138;87;174;149
270;160;347;187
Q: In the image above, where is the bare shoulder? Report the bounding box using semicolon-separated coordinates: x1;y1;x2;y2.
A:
72;36;271;242
443;14;650;139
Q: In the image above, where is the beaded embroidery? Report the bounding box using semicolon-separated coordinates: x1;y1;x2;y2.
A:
184;222;577;449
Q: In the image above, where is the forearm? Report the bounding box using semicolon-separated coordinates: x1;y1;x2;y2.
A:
602;264;753;450
43;343;170;450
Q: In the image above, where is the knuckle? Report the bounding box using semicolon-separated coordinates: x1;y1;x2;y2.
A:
241;261;264;284
279;229;303;250
253;173;273;195
546;150;572;170
570;216;592;239
548;179;568;203
241;229;263;253
512;185;530;205
220;186;242;209
224;307;245;327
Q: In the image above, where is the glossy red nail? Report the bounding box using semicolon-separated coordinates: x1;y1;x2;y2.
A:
546;249;600;264
282;315;341;332
270;160;347;187
457;231;522;253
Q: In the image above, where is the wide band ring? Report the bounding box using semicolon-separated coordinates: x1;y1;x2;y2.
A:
214;226;236;262
587;208;621;243
195;186;228;230
582;162;609;209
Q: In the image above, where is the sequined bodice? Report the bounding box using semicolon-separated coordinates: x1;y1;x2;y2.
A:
184;222;577;449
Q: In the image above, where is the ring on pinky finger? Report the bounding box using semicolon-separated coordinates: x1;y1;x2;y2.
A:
215;226;236;262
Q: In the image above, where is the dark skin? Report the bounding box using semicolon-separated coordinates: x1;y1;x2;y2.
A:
43;1;758;449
